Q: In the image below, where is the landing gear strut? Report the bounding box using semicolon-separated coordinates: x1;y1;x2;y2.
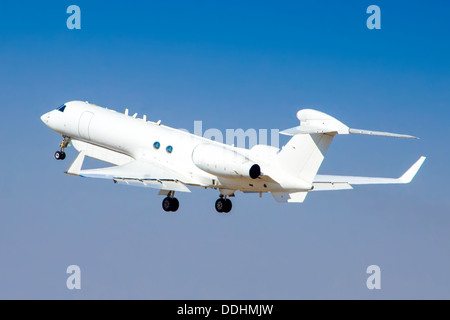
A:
54;136;71;160
162;191;179;212
215;196;232;213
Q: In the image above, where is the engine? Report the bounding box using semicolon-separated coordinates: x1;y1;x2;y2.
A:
192;143;261;179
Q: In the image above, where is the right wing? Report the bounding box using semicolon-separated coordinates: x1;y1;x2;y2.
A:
312;156;426;191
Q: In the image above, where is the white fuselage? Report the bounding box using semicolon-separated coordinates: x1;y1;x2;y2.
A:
41;101;312;193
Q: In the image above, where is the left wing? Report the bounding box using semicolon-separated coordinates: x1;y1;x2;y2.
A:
66;151;200;193
312;156;426;191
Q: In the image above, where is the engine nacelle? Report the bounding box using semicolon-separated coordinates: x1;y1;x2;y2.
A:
192;143;261;179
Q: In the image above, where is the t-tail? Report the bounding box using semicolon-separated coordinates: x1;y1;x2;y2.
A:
271;109;425;203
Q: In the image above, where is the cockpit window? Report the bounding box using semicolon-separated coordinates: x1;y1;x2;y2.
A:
57;104;66;112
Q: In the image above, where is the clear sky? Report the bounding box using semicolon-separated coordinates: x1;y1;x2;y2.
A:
0;1;449;299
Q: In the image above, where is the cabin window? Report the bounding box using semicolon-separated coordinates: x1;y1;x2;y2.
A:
166;145;173;153
57;105;66;112
153;141;160;149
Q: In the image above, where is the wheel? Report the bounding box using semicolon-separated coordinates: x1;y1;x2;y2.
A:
54;151;62;160
60;152;66;160
215;199;225;213
223;199;232;213
170;198;179;212
162;197;172;212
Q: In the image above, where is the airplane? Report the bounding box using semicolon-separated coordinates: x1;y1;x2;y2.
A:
41;101;425;213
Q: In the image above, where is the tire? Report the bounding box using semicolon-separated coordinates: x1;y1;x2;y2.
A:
215;199;225;213
223;199;232;213
54;151;61;160
60;152;66;160
170;198;179;212
162;197;172;212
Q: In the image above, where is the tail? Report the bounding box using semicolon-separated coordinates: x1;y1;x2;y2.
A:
277;109;417;186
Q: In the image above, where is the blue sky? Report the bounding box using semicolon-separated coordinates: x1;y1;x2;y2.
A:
0;1;449;299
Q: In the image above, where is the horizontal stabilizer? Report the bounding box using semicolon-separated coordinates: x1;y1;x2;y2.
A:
349;128;417;139
280;109;349;136
280;109;418;139
280;126;339;136
282;126;417;139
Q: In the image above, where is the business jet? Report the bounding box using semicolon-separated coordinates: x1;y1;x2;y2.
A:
41;101;425;213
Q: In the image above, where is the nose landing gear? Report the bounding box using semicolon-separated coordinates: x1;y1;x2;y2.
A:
54;136;71;160
54;150;66;160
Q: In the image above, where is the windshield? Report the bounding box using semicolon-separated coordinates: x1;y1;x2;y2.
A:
57;104;66;112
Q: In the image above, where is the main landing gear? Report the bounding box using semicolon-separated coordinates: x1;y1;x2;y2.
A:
160;192;233;213
162;191;179;212
54;136;71;160
215;196;232;213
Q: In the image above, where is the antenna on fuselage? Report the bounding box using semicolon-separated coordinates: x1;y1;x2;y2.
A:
125;108;129;116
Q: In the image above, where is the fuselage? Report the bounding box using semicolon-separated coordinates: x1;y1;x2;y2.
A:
41;101;311;193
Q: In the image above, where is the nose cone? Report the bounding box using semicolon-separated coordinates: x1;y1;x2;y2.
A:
41;112;50;124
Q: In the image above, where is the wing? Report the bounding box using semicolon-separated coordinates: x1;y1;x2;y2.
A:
66;148;201;193
71;139;134;165
312;156;426;191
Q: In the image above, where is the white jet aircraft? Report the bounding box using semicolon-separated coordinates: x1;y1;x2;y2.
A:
41;101;425;213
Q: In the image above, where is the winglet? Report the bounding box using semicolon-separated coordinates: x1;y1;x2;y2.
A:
398;156;426;183
65;151;86;176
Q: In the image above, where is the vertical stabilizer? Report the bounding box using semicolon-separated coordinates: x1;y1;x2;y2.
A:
277;133;334;184
278;109;345;184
